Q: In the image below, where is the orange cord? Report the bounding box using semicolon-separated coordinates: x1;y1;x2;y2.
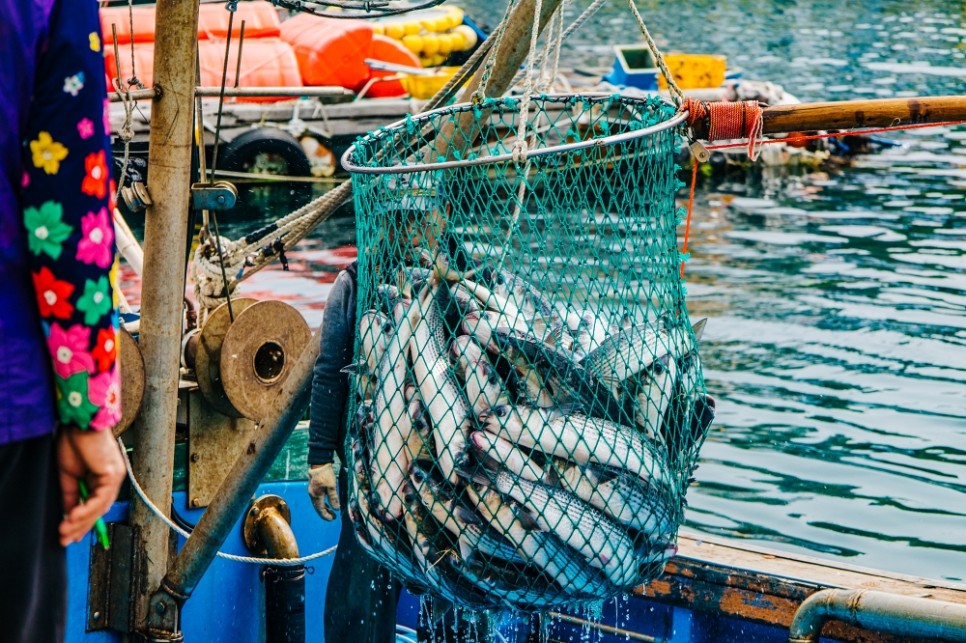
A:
680;159;698;278
706;119;966;150
683;97;765;159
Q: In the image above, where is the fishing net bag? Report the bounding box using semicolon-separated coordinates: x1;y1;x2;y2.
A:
341;93;715;611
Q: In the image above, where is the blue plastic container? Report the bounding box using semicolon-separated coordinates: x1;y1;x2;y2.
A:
604;44;659;89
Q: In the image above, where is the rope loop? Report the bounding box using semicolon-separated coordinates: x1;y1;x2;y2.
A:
682;97;764;160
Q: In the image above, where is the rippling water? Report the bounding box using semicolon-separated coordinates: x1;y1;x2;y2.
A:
212;0;966;582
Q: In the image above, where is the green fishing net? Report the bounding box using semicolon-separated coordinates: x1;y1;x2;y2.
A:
342;93;714;611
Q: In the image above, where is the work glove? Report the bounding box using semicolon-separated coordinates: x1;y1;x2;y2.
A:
307;463;340;521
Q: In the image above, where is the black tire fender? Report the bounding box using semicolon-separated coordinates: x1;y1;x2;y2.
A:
219;127;312;176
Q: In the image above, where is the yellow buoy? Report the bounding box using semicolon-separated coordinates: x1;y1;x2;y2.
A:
453;25;478;51
436;33;454;55
445;6;465;30
384;22;404;40
402;33;424;54
372;24;385;36
422;33;441;56
403;21;422;36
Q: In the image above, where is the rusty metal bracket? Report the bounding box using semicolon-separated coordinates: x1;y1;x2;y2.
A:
87;523;136;633
186;388;257;509
190;180;237;211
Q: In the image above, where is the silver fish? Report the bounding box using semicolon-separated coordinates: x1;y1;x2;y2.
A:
462;355;507;415
368;300;415;521
461;316;555;408
519;529;617;598
481;408;666;484
459;523;528;566
629;353;678;442
555;462;678;535
463;485;616;599
357;309;393;400
459;276;525;323
408;460;467;539
481;267;556;320
447;557;569;611
473;468;639;588
410;284;470;484
403;387;433;464
450;335;484;372
585;320;703;391
495;330;629;423
468;430;548;483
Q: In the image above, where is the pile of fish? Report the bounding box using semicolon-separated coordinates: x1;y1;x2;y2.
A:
345;253;716;611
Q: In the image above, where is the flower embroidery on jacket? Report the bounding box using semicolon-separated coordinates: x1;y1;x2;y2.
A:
47;323;95;379
76;207;115;268
92;327;118;372
24;200;73;259
81;150;108;198
77;117;95;140
32;267;75;319
63;72;85;96
88;369;122;430
56;371;99;427
30;131;69;175
76;276;112;325
89;32;101;52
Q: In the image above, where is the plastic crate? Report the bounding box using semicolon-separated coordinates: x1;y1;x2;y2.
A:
658;53;727;90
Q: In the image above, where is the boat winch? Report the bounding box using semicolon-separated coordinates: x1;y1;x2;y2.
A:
181;299;310;507
187;299;310;420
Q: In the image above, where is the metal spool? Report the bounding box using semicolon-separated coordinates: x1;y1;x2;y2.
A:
194;298;258;417
219;300;311;421
114;328;145;437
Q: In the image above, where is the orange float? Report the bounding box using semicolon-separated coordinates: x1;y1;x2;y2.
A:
99;6;157;45
106;39;303;103
280;13;373;90
364;34;422;97
197;2;282;40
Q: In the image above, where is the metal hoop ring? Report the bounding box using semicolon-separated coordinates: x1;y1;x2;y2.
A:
341;93;687;175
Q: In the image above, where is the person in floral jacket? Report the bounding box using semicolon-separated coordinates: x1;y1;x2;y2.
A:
1;0;125;640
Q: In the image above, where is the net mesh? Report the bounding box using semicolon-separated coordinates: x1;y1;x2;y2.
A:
343;94;714;611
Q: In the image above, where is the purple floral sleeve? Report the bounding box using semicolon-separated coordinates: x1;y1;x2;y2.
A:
21;0;121;431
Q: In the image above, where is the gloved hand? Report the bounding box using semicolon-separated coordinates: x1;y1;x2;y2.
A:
307;463;340;521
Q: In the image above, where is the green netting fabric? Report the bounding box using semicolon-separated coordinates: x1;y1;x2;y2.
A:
343;94;715;611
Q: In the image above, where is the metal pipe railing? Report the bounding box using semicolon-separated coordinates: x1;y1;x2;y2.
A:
788;588;966;643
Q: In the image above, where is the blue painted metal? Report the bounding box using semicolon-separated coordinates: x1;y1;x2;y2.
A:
66;483;340;643
64;479;860;643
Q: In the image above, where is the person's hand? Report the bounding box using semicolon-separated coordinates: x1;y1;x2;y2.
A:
56;427;125;547
307;463;340;521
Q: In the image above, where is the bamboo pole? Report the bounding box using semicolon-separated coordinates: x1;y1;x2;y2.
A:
129;0;200;633
689;95;966;139
761;95;966;133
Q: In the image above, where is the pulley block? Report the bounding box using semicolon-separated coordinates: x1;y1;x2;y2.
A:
219;300;311;421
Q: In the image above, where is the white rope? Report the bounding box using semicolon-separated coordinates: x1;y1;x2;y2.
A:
190;235;246;311
509;0;607;90
536;0;566;93
117;437;338;566
473;0;517;102
625;0;685;106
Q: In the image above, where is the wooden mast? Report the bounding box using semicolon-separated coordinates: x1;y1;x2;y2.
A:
129;0;200;633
